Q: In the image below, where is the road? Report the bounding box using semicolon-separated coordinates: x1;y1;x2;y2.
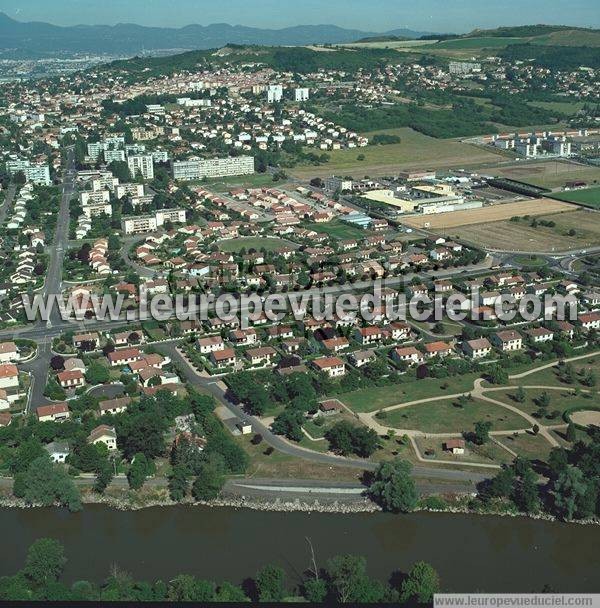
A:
155;341;491;491
19;148;76;412
0;184;16;226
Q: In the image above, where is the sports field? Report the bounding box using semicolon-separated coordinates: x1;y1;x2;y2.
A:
549;186;600;209
400;199;574;230
290;128;506;179
438;209;600;252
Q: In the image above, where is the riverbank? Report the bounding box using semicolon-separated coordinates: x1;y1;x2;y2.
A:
1;485;597;526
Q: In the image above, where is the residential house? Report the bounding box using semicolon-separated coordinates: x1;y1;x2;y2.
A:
492;330;523;351
312;357;346;378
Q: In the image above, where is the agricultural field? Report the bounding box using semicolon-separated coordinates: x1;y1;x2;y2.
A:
488;161;600;190
400;198;574;230
217;236;297;253
290;127;506;178
549;186;600;209
379;397;530;433
437;209;600;252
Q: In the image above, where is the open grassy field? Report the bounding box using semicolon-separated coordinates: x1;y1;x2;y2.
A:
401;199;574;230
303;219;369;240
496;432;554;463
380;397;530;433
235;434;365;481
336;40;436;50
290;128;506;179
509;355;600;387
201;173;276;191
490;388;596;420
338;373;480;413
426;36;526;49
488;161;600;190
415;436;513;466
549;186;600;209
218;236;296;253
438;209;600;252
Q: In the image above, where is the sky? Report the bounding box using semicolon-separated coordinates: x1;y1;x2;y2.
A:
0;0;598;32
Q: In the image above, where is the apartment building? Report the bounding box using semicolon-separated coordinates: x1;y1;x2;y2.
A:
172;156;254;181
127;154;154;180
5;159;51;185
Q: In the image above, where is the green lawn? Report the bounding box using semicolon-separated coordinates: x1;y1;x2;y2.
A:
339;373;480;413
509;356;600;387
549;186;600;209
415;436;513;466
512;254;548;268
490;387;597;420
496;432;554;463
379;397;530;433
199;173;277;191
218;236;296;253
303;219;369;240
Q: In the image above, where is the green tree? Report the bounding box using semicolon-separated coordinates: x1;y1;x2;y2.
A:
473;421;492;445
553;466;589;521
485;466;515;500
168;464;190;502
255;564;286;602
304;578;327;602
127;453;149;490
515;468;540;513
24;538;66;587
325;554;385;603
369;459;418;513
15;455;81;511
191;460;224;501
566;423;577;443
85;362;109;385
400;561;440;604
514;386;526;403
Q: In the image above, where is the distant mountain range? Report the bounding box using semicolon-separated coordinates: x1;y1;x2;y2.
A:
0;13;431;58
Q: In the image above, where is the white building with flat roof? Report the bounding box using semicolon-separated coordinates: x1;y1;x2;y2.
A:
172;156;254;181
127;154;154;180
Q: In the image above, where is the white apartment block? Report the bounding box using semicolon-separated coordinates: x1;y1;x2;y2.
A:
104;149;126;163
172;156;254;181
82;203;112;219
267;85;284;103
127;154;154;180
121;208;186;235
295;88;310;102
115;183;145;199
5;160;51;185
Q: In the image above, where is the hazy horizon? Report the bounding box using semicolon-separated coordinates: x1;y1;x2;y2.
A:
1;0;598;33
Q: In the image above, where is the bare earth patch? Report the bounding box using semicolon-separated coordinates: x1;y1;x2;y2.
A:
570;410;600;428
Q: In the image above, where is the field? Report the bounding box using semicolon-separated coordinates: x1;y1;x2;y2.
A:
337;40;436;50
303;219;369;240
400;198;574;230
338;373;480;413
438;209;600;252
380;398;530;433
426;36;525;50
549;186;600;209
496;432;554;463
488;161;600;190
290;128;506;179
415;436;513;466
490;388;595;420
218;236;296;253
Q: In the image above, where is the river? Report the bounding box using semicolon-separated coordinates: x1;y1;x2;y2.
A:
1;506;598;592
